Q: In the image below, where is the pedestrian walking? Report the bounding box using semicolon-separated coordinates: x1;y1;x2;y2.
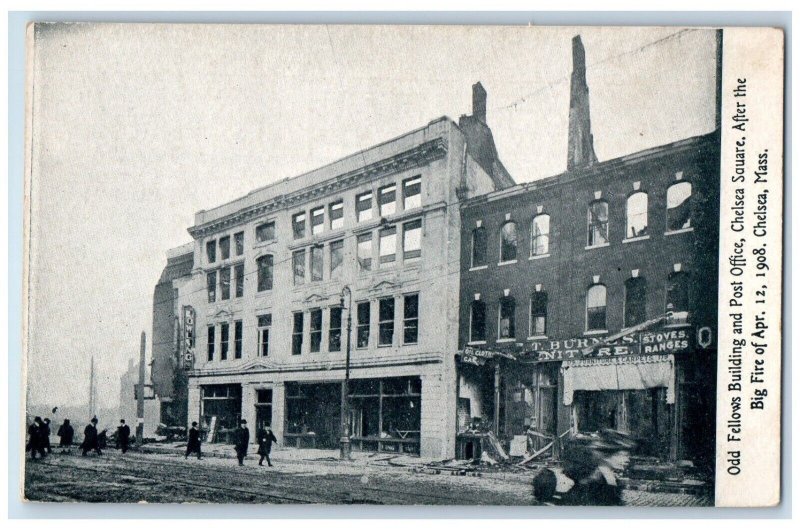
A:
57;419;74;450
41;418;53;454
27;417;46;459
81;417;102;456
185;421;203;460
116;419;131;453
256;426;278;467
234;419;250;466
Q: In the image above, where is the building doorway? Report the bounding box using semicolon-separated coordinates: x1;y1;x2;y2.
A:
255;388;273;432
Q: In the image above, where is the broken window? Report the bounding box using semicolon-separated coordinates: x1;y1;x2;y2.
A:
625;277;647;327
626;192;648;238
357;233;372;272
403;293;419;345
471;227;487;267
666;271;690;324
357;301;370;349
310;308;323;353
587;200;609;247
498;296;516;339
530;291;548;336
530;214;550;256
500;221;518;262
403;175;421;210
330;240;344;279
586;284;607;331
255;221;275;243
292;249;306;286
379;298;395;347
667;182;692;231
470;300;486;342
292;312;304;355
258;314;271;357
292;212;306;239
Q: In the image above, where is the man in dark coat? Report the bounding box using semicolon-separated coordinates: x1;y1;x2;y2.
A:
185;421;202;460
27;417;46;459
116;419;131;454
57;419;74;450
82;417;102;456
257;426;278;467
234;419;250;466
41;418;53;454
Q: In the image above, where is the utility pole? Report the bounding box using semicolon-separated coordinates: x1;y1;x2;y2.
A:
339;286;353;460
136;331;146;446
89;356;95;419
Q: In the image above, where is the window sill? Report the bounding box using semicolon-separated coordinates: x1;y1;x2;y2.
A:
527;335;548;341
377;344;393;348
496;338;516;343
497;260;518;267
622;235;650;244
585;242;610;250
665;227;694;236
467;341;487;346
469;265;489;271
583;329;609;336
529;253;550;261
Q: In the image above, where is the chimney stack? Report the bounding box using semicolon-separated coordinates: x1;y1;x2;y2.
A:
567;35;598;170
472;82;487;123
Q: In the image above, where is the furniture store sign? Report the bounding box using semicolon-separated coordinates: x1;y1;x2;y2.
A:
525;328;693;363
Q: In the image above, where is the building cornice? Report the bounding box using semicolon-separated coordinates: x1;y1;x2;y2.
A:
188;138;449;239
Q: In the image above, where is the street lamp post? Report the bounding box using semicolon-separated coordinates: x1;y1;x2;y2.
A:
339;286;353;460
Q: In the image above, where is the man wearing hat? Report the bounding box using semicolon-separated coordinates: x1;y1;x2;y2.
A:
234;419;250;466
185;421;202;460
27;416;46;459
116;419;131;454
57;419;74;450
82;417;102;456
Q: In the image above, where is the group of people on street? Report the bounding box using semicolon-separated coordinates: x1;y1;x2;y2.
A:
234;419;278;467
27;416;133;458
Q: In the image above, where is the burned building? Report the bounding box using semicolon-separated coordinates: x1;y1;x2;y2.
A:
456;36;720;469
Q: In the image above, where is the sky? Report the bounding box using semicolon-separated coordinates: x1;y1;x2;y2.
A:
25;24;718;412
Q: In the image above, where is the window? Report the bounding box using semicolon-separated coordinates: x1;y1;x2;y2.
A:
586;284;607;331
220;322;229;361
498;296;516;339
530;214;550;256
330;240;344;279
357;301;370;348
587;200;609;246
403;176;421;210
500;221;518;262
471;227;487;267
329;201;344;230
219;236;230;260
329;307;342;352
357;233;372;272
207;325;215;361
379;298;395;346
626;192;648;238
292;250;306;286
256;255;273;292
624;277;647;327
470;300;486;342
311;207;324;235
258;314;272;357
219;267;231;300
256;221;275;243
667;182;692;231
206;271;216;303
234;320;243;359
234;232;244;255
292;212;306;239
530;291;548;336
379;184;397;217
311;245;324;282
292;312;304;355
666;272;690;323
356;192;373;223
206;240;216;263
310;308;323;353
235;263;244;298
379;226;397;266
403;294;419;344
403;219;422;262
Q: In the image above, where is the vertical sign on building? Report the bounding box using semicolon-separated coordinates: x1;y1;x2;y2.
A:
183;306;196;370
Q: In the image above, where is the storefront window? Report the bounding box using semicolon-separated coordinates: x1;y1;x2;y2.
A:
667;182;692;231
201;384;242;432
586;284;607;331
498;296;516;339
624;277;647;327
587;200;609;246
500;221;517;262
626;192;648;238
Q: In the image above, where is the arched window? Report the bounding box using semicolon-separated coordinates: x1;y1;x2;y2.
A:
530;214;550;256
667;182;692;231
626;192;648;238
586;284;607;331
500;221;518;262
587;200;609;247
470;300;486;343
471;227;487;268
498;296;516;339
257;254;274;292
529;291;548;336
624;277;647;327
666;271;690;324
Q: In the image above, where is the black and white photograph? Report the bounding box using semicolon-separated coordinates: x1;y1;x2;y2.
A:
19;22;784;508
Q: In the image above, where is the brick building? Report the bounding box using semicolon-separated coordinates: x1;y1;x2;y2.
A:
164;86;513;458
456;36;720;468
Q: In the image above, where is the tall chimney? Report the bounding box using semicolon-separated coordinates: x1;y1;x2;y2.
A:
567;35;598;170
472;82;487;123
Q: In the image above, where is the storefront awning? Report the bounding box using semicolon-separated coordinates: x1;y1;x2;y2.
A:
562;354;675;405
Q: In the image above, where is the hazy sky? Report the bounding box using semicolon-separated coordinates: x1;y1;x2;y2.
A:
26;24;717;411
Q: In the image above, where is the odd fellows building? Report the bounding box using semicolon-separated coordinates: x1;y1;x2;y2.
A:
457;36;720;470
161;85;514;458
